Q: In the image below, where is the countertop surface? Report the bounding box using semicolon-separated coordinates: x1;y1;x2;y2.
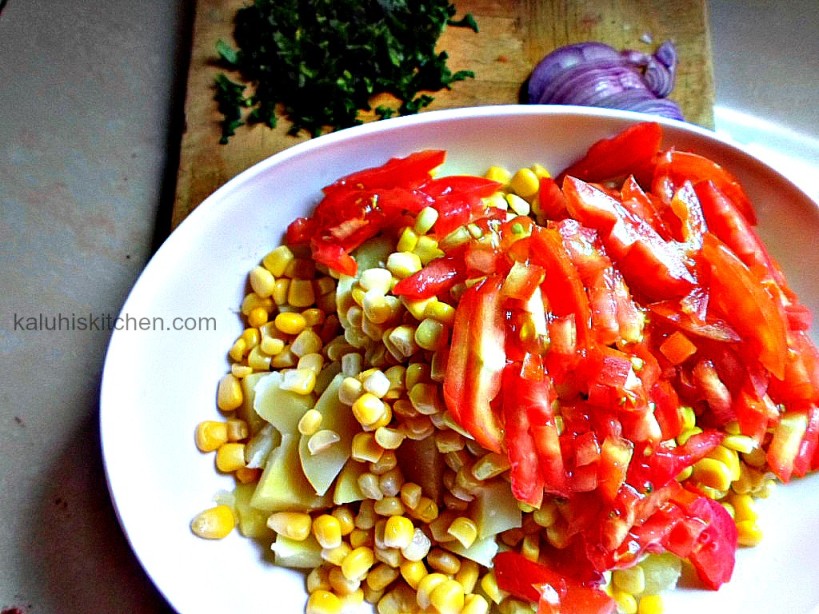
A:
1;1;817;612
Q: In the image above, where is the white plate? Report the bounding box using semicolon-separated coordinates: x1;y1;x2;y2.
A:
100;106;819;614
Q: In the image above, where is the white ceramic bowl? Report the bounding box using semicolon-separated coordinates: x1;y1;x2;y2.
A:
100;106;819;614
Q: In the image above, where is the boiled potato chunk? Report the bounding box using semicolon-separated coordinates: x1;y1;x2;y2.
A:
238;371;269;435
443;536;499;568
473;478;522;540
253;370;315;435
250;433;329;512
333;459;367;505
232;482;273;539
299;374;359;496
270;534;323;569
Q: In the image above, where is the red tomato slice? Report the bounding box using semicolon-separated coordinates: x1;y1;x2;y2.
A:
323;149;446;194
563;176;696;300
684;495;738;590
443;275;505;453
653;149;757;225
558;121;662;185
392;255;464;300
700;234;789;380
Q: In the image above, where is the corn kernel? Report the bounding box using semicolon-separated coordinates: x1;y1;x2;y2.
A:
637;594;663;614
190;504;235;539
342;546;375;581
367;563;400;592
272;278;291;305
262;245;295;277
613;591;638;614
462;593;490;614
352;432;385;463
313;514;343;549
226;417;248;442
228;338;247;362
374;497;405;517
386;252;422;279
247;306;269;328
306;589;342;614
291;329;323;356
267;511;312;541
691;458;734;492
298;408;323;436
447;517;478;549
453;560;478;593
230;363;253;378
275;311;307;335
509;167;539;198
288;279;315;308
215;442;246;472
736;519;763;546
400;559;428;590
216;373;243;411
506;193;531;216
328;566;361;596
416;573;448;610
249;266;276;298
480;572;507;605
410;206;438;234
375;426;405;450
360;268;394;294
308;430;341;454
729;493;758;522
396;227;420;252
484;165;512;185
280;368;317;395
352;393;388;427
427;548;461;575
429;578;465;614
322;542;353;566
195;420;228;452
307;566;331;593
722;434;757;454
401;527;431;562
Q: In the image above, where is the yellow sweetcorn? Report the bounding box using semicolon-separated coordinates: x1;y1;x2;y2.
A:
691;457;734;492
267;511;312;541
429;578;465;614
305;589;342;614
313;514;343;549
195;420;228;452
416;573;448;610
190;504;235;539
613;565;645;595
509;167;539;199
275;311;307;335
215;442;246;472
613;591;638;614
262;245;295;277
414;206;439;234
341;546;375;581
484;165;512;185
736;519;763;546
637;594;664;614
216;373;243;411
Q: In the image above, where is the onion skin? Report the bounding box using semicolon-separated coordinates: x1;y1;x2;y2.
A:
527;40;683;120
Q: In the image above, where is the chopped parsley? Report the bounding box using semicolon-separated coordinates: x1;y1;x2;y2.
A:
213;0;478;142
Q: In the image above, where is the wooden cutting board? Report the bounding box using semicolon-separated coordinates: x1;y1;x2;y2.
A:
172;0;714;227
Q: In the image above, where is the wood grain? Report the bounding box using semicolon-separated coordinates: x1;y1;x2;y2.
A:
172;0;713;227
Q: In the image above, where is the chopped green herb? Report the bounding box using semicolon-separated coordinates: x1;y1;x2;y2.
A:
213;0;478;142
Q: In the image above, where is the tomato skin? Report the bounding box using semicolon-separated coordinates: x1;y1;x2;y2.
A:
701;233;789;380
558;121;662;185
392;255;464;299
653;149;757;225
563;176;696;301
443;275;505;453
324;149;446;193
684;495;738;590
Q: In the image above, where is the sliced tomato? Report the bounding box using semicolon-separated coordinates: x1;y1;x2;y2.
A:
392;255;464;300
792;404;819;478
659;330;698;365
700;233;788;380
653;149;757;225
767;410;810;482
627;430;723;493
684;495;738;590
494;551;569;603
323;149;446;194
563;176;696;300
538;176;569;220
443;275;505;453
668;181;706;250
558;121;662;185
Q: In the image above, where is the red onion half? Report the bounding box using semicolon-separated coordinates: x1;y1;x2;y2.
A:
527;41;683;120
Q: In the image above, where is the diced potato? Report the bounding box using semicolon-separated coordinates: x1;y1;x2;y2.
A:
299;374;359;496
253;371;316;435
333;459;367;505
270;534;324;569
472;479;522;540
250;433;329;512
233;482;273;539
640;552;683;595
238;372;269;435
442;535;499;568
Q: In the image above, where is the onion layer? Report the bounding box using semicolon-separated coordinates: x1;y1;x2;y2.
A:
527;40;683;120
